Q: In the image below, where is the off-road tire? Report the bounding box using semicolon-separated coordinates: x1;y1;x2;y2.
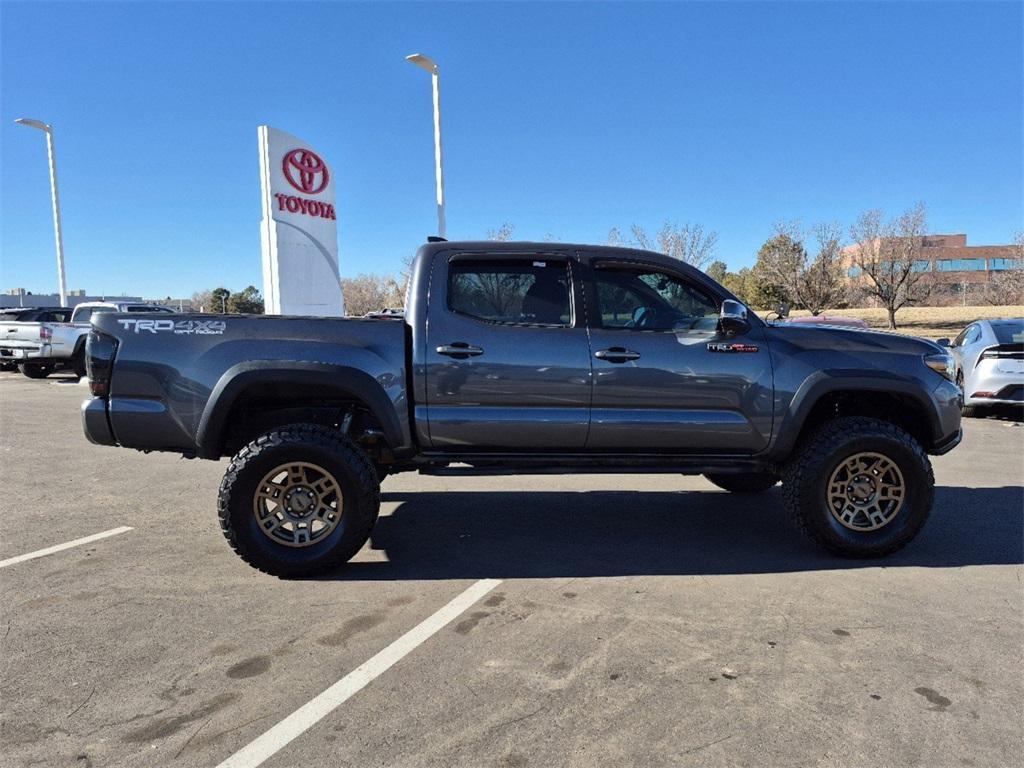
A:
218;424;380;578
782;417;933;558
19;363;53;379
704;472;779;494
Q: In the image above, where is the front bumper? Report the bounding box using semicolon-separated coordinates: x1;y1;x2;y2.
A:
930;427;963;456
82;397;116;446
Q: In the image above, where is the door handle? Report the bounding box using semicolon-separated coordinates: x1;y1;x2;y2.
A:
594;347;640;363
436;342;484;359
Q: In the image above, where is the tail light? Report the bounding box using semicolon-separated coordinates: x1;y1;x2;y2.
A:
39;326;52;341
978;344;1024;366
86;329;118;398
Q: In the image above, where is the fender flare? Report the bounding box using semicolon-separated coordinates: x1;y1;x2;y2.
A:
767;370;941;460
196;360;405;459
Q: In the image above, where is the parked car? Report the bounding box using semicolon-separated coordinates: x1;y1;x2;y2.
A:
938;319;1024;417
0;301;174;378
82;240;962;576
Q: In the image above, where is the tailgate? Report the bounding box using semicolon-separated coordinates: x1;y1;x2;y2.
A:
0;322;46;353
1;321;44;344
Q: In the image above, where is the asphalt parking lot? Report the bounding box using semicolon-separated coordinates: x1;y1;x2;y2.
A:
1;370;1022;768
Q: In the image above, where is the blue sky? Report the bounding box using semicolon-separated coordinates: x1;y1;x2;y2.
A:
1;1;1021;298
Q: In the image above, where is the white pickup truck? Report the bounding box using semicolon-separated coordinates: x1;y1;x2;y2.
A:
0;301;174;378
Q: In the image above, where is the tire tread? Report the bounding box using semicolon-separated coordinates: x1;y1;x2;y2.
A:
217;424;379;577
781;416;934;557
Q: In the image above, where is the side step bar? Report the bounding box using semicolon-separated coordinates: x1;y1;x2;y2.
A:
412;455;773;477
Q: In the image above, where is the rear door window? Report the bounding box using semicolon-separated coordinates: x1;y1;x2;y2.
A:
448;259;572;326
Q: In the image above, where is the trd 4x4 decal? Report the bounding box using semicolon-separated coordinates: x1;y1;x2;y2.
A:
116;318;226;335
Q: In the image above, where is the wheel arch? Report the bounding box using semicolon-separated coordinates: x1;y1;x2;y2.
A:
197;361;407;459
769;372;942;461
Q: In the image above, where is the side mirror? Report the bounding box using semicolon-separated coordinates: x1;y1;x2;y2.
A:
936;338;951;347
719;299;750;336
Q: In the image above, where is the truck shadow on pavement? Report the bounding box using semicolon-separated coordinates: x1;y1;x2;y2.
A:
336;485;1023;580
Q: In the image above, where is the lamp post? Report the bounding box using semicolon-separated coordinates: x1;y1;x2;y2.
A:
405;53;446;238
15;118;68;307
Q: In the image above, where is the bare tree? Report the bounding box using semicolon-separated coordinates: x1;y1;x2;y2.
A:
342;274;404;316
849;203;931;329
487;222;515;242
623;222;719;270
606;227;624;247
984;230;1024;305
191;289;213;313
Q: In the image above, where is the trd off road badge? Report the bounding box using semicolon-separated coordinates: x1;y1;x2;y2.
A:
116;319;226;335
707;342;759;353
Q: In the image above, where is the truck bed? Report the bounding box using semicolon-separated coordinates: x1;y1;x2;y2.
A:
88;313;410;457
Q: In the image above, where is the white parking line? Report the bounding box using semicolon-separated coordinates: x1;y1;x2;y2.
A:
0;526;134;568
216;577;502;768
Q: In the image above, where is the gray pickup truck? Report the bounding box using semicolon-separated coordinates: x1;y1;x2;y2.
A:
82;240;962;576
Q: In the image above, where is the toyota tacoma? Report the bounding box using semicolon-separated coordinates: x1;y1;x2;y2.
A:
81;240;963;576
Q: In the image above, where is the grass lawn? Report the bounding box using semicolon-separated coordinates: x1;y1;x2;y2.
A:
785;305;1024;339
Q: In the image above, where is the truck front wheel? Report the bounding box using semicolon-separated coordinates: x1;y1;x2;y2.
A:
217;424;380;577
782;417;933;558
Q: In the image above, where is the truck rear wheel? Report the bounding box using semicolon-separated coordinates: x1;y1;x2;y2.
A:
19;363;54;379
781;417;933;558
217;424;380;577
704;472;779;493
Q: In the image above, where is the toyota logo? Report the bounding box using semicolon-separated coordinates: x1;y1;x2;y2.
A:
282;149;329;195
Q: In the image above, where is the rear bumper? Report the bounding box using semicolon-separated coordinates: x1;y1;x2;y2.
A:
965;366;1023;406
0;343;52;361
81;397;116;446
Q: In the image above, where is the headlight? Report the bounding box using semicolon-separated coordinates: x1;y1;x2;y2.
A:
924;352;955;381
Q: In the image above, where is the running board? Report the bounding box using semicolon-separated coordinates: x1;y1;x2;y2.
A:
414;455;770;476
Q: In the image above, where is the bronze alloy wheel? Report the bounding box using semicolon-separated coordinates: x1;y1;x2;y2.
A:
253;461;343;547
826;451;906;532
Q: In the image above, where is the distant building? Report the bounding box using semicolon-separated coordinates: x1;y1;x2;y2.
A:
143;298;196;312
0;291;143;309
841;233;1020;306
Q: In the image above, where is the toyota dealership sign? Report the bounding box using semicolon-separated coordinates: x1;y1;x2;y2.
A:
258;126;344;316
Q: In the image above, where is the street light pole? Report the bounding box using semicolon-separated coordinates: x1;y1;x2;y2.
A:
405;53;446;238
15;118;68;307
